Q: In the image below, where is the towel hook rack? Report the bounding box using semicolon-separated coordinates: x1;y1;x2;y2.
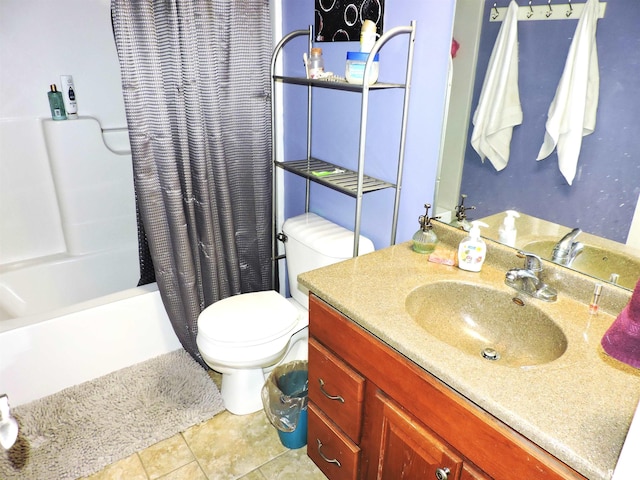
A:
546;0;554;18
492;2;500;20
566;0;574;17
527;0;534;19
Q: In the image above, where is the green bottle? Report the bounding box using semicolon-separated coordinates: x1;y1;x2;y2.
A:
47;84;67;120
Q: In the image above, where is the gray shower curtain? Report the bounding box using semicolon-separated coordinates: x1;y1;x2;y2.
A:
111;0;273;365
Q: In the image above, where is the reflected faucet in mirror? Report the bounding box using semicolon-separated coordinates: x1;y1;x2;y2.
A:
476;211;640;290
551;228;584;267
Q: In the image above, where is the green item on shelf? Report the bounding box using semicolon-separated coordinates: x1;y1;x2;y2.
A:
311;168;345;177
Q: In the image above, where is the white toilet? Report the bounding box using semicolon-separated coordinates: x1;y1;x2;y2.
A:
196;212;374;415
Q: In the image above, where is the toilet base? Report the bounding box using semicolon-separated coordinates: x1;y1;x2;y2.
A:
210;326;309;416
220;368;266;415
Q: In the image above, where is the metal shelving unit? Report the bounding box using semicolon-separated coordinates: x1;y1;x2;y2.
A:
270;21;416;279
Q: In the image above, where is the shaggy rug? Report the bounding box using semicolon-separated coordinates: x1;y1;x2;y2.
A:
0;349;224;480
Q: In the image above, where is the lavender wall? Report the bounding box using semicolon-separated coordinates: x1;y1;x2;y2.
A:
280;0;456;249
460;0;640;243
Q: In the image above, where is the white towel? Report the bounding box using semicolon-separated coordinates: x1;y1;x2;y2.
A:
537;0;600;185
470;0;522;172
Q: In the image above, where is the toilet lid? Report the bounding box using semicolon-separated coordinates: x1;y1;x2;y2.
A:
198;290;300;346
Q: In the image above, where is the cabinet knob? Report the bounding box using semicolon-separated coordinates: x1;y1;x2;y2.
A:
435;467;450;480
316;438;342;467
318;378;345;403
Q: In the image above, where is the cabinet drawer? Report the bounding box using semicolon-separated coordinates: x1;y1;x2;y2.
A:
309;337;365;441
308;402;360;480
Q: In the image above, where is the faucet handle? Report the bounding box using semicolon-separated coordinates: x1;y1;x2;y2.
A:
516;251;543;272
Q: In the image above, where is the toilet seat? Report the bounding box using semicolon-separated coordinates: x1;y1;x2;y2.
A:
198;290;299;347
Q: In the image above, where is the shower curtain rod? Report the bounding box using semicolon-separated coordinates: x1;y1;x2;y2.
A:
489;1;607;22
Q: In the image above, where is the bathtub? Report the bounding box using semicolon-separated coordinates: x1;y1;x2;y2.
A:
0;283;181;407
0;117;181;407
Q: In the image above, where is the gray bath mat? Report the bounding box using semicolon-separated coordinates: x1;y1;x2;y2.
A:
0;349;224;479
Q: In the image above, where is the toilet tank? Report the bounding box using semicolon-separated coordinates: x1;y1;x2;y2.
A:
282;213;375;309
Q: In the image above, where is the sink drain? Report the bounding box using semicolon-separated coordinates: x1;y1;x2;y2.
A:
481;348;500;361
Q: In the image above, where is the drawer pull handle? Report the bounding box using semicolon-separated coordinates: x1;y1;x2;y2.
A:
435;467;450;480
318;378;345;403
317;438;342;467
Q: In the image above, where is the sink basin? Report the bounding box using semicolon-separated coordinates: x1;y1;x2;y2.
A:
523;240;640;289
405;282;567;368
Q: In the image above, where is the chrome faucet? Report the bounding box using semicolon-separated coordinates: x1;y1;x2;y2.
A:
552;228;584;266
505;251;557;302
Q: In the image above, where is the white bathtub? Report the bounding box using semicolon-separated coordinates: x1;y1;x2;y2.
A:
0;283;181;407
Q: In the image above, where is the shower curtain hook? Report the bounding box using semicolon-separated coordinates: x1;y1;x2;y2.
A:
491;2;500;20
546;0;554;18
527;1;534;19
566;0;574;17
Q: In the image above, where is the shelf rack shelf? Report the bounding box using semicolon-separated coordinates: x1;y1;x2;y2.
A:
275;158;395;196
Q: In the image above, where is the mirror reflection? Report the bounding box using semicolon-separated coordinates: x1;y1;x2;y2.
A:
434;0;640;290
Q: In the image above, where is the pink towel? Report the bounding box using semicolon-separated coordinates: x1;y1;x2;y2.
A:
602;278;640;369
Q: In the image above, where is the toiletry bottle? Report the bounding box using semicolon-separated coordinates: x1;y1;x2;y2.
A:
498;210;520;247
360;19;377;53
47;84;67;120
60;75;78;117
412;203;439;254
458;221;488;272
308;48;325;79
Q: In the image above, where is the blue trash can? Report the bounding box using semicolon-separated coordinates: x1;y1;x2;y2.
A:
275;369;308;449
261;360;308;449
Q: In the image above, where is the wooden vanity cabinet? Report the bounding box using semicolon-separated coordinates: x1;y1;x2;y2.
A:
307;294;586;480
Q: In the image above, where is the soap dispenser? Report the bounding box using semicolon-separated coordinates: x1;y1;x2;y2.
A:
412;203;439;254
498;210;520;247
458;220;488;272
451;194;476;231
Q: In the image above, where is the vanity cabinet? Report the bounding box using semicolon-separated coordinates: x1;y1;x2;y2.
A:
307;294;587;480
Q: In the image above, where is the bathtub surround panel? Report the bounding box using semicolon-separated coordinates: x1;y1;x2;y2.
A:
0;118;66;265
41;116;137;255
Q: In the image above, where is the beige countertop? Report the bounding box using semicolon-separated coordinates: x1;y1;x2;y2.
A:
299;223;640;480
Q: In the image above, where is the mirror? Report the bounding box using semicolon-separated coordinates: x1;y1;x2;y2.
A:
434;0;640;290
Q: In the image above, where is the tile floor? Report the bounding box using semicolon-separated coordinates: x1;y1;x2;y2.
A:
84;372;327;480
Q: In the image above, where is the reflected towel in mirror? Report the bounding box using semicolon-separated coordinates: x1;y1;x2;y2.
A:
536;0;600;185
470;0;522;172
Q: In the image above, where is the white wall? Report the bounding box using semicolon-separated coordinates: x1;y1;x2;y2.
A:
0;0;128;265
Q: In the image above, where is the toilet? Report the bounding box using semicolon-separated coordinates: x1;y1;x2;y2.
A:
196;212;375;415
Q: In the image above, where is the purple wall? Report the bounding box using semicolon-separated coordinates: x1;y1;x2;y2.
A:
280;0;456;249
460;0;640;243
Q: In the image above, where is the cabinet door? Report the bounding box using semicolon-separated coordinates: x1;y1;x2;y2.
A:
367;390;463;480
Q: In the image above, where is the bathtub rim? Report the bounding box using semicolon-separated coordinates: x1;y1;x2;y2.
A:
0;282;158;334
